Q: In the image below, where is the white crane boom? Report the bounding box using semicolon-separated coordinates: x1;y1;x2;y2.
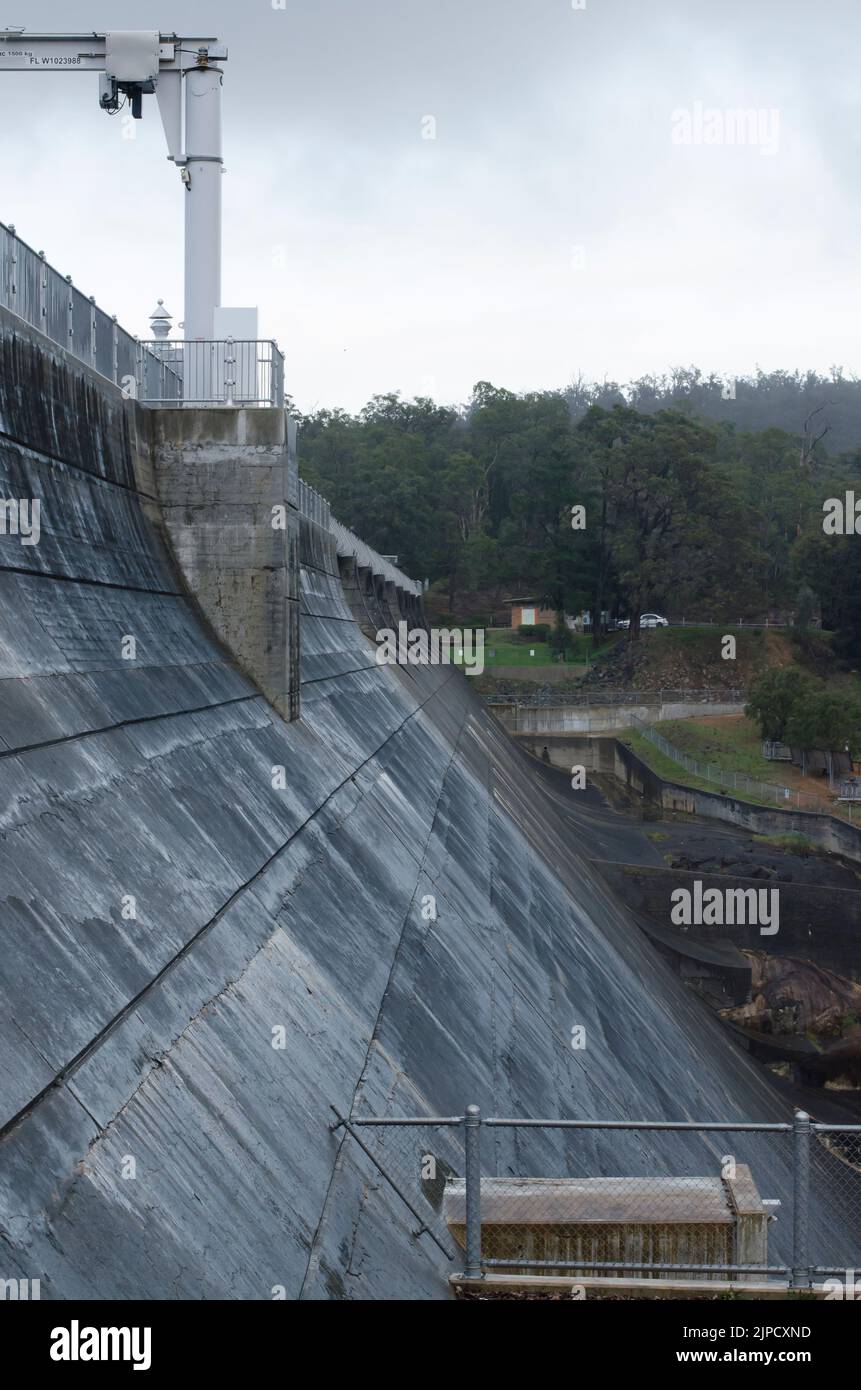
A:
0;29;228;341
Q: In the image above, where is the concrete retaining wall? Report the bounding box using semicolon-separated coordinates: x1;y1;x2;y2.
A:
515;731;861;865
494;700;745;734
655;778;861;860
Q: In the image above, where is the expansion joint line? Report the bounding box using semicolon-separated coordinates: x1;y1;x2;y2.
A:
0;670;459;1149
0;691;256;763
298;684;470;1298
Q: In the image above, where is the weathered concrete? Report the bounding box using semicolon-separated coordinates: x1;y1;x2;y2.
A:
1;305;859;1299
149;405;301;722
514;732;618;775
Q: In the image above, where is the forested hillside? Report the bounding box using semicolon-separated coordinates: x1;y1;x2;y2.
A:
297;371;861;656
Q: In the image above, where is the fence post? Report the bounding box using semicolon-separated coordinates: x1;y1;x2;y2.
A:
6;224;17;315
65;274;74;352
792;1110;811;1289
88;294;97;367
38;249;47;331
132;337;143;403
464;1104;483;1278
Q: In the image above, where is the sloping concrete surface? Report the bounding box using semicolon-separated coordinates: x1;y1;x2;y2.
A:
0;312;858;1299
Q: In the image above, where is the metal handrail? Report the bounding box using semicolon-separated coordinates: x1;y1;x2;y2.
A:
0;218;181;398
0;221;284;407
137;337;284;407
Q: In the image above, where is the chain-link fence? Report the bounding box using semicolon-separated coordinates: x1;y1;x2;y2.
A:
333;1108;861;1289
629;713;859;822
809;1127;861;1277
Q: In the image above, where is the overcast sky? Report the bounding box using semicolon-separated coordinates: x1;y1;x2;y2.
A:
1;0;859;412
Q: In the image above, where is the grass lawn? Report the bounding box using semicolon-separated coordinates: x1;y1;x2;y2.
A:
482;635;554;665
479;628;621;668
621;728;776;803
657;715;775;779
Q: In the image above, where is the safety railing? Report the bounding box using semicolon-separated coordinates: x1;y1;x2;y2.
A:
484;687;745;708
0;220;284;407
136;338;284;406
332;1107;861;1291
0;219;181;399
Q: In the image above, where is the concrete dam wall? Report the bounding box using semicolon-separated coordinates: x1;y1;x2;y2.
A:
0;310;857;1298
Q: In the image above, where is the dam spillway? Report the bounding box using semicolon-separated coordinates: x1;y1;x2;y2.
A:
0;306;857;1299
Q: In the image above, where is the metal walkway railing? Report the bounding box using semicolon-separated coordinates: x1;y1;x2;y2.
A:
0;219;180;398
0;220;284;406
136;338;284;407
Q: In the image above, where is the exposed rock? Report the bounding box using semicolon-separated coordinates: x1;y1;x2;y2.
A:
722;952;861;1039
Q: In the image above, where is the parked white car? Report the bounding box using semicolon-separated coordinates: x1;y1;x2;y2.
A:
616;613;669;630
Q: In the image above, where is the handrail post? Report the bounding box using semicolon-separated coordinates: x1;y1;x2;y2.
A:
134;338;144;403
38;249;47;331
7;223;17;314
88;294;97;367
65;274;74;353
792;1110;811;1289
464;1104;483;1279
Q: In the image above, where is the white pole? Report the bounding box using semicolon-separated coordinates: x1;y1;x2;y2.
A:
183;61;222;342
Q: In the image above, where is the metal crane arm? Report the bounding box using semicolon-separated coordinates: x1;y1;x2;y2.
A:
0;28;228;340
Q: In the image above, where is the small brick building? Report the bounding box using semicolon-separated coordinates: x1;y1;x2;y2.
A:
507;597;557;629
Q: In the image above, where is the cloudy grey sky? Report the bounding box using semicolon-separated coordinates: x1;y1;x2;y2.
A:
1;0;859;412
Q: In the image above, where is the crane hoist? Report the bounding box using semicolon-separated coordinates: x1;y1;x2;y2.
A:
0;29;229;342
